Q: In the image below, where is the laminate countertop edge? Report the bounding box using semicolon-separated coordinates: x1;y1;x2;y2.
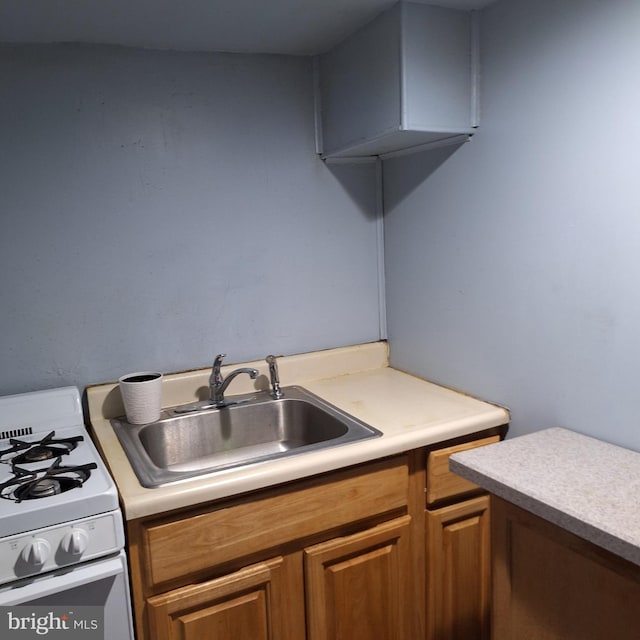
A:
450;427;640;567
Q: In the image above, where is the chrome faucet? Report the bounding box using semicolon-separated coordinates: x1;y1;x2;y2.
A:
210;354;259;407
266;354;284;399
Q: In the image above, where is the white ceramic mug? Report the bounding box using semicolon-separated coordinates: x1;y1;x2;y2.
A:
118;371;163;424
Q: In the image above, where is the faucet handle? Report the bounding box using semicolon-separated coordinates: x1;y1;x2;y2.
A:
212;354;226;383
266;355;284;399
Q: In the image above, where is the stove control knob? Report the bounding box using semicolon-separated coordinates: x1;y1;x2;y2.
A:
21;538;51;566
61;529;89;556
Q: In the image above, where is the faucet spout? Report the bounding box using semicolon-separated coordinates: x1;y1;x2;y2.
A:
209;354;259;407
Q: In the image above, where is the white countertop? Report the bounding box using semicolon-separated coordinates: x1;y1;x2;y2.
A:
87;342;509;520
450;427;640;567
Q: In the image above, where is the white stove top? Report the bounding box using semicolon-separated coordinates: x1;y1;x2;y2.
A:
0;387;119;537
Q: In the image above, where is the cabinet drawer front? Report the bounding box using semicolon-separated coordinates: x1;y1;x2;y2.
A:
143;456;409;586
427;436;499;505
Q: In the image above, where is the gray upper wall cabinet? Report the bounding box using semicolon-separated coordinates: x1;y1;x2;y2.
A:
316;2;478;160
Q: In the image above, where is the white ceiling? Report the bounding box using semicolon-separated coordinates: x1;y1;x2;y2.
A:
0;0;497;56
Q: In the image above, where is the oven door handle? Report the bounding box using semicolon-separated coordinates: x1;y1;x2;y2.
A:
0;552;126;606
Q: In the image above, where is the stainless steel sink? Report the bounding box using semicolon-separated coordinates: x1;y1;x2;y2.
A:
111;386;382;488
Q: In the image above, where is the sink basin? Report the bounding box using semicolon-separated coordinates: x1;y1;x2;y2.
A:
111;386;382;488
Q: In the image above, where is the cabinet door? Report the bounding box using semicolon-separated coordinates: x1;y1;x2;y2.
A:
146;557;285;640
492;497;640;640
426;495;491;640
304;516;412;640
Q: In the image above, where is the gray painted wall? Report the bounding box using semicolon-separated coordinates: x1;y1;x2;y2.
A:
384;0;640;451
0;44;381;395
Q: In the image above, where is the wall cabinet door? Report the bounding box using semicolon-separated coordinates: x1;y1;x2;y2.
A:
304;516;412;640
426;495;491;640
146;557;286;640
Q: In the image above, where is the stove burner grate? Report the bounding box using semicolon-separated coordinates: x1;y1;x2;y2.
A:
0;430;83;464
0;457;98;502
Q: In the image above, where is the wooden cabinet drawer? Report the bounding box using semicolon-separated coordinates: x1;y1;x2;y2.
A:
426;436;499;506
141;456;409;586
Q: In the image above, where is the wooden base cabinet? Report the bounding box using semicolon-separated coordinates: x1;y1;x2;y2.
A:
125;430;506;640
424;435;500;640
145;516;413;640
128;455;419;640
492;497;640;640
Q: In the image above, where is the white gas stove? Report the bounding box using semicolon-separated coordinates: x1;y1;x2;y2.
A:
0;386;133;640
